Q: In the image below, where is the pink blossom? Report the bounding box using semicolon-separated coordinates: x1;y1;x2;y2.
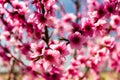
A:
101;36;115;49
35;42;45;54
62;13;77;22
1;0;120;80
87;0;99;12
42;0;55;8
11;0;28;15
38;14;47;24
95;19;110;36
96;4;106;18
20;43;31;55
77;55;87;65
70;22;81;33
94;48;110;64
43;67;62;80
50;42;69;56
68;32;86;49
104;1;116;15
81;18;95;37
43;49;61;67
110;15;120;28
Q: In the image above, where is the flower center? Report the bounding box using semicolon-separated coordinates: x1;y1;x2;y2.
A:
45;54;54;62
72;36;80;44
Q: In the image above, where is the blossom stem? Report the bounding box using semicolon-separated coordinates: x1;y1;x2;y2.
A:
43;26;50;47
8;59;16;80
72;0;81;23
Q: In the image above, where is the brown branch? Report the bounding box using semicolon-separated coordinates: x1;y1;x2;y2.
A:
42;26;50;47
8;59;16;80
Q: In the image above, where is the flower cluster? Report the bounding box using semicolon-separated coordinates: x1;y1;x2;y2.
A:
0;0;120;80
